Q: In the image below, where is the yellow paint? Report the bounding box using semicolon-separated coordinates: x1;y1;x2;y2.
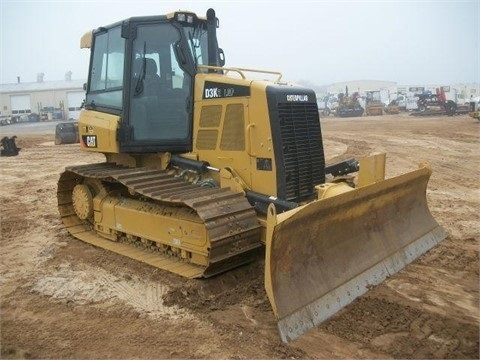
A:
78;109;120;153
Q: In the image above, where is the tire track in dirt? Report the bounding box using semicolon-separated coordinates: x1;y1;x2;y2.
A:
30;262;194;320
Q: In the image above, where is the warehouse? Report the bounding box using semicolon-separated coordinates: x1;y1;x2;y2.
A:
0;73;85;122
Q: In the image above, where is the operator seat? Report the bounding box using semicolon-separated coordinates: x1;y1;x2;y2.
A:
144;58;161;96
131;58;162;140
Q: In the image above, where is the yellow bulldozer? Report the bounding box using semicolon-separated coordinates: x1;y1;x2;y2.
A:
365;90;384;116
58;9;446;343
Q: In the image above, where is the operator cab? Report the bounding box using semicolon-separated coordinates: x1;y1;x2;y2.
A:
83;9;223;153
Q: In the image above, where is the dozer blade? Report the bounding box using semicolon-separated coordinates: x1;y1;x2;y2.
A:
264;165;447;343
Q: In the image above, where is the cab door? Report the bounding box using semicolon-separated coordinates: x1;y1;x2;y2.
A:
120;21;194;153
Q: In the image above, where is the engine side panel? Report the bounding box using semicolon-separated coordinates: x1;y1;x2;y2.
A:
78;109;120;153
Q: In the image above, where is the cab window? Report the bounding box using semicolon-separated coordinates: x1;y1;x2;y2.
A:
87;26;125;110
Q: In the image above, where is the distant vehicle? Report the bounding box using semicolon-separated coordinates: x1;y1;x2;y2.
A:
365;90;384;116
411;88;469;117
317;94;338;116
28;113;40;122
0;115;12;126
10;114;28;123
394;94;407;111
469;96;480;121
335;87;364;117
406;95;420;110
55;122;79;145
385;100;400;114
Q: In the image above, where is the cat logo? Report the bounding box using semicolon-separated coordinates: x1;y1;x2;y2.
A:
82;135;97;148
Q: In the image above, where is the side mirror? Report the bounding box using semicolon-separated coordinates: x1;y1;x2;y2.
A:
218;48;225;67
83;82;87;91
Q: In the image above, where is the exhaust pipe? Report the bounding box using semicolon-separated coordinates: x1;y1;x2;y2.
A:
206;8;220;72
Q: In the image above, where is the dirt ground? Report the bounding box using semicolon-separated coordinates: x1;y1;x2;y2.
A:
1;113;479;359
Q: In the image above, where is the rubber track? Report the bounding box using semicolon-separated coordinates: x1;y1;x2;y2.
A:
58;163;262;278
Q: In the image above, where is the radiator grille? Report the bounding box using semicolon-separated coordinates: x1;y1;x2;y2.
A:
277;102;325;202
196;129;218;150
200;105;222;127
221;104;245;151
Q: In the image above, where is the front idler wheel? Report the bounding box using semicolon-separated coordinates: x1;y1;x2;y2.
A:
71;184;94;220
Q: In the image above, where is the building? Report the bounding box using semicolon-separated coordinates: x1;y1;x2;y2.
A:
0;73;86;121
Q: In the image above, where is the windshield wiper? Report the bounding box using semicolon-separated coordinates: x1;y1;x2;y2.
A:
134;42;147;96
188;25;205;68
188;29;198;68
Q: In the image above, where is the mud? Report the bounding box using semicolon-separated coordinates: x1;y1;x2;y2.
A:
1;113;478;359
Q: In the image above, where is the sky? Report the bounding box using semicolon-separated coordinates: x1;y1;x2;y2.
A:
0;0;478;87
